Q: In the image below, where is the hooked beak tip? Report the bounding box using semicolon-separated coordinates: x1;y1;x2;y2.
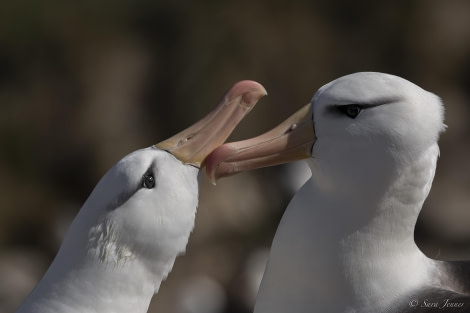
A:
226;80;268;105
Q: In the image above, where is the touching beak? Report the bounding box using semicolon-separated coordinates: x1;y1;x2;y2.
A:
205;103;315;184
155;81;267;168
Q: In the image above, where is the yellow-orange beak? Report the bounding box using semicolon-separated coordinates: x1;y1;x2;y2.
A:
155;81;267;168
205;103;315;184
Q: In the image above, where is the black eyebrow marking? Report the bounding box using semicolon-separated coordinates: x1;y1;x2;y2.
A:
326;97;401;115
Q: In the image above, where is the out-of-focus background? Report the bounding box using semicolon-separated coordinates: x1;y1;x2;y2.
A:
1;1;470;312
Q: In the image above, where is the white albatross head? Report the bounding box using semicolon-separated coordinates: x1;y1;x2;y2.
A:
15;81;267;313
206;72;445;195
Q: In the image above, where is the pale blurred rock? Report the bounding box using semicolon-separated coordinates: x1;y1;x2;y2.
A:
175;275;227;313
230;249;269;311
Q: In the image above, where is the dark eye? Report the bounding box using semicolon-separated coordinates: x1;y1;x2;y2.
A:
338;104;362;118
142;174;155;189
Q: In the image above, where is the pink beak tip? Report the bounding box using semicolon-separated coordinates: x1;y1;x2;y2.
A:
226;80;268;107
205;143;239;184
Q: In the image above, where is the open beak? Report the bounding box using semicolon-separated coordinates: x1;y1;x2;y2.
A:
205;103;315;184
155;81;267;168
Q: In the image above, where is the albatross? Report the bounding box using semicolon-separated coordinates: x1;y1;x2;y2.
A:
206;73;470;313
15;80;267;313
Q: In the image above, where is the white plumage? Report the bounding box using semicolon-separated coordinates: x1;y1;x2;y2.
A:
206;73;470;313
15;81;267;313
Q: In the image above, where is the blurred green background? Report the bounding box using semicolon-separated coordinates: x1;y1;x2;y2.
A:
1;1;470;312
